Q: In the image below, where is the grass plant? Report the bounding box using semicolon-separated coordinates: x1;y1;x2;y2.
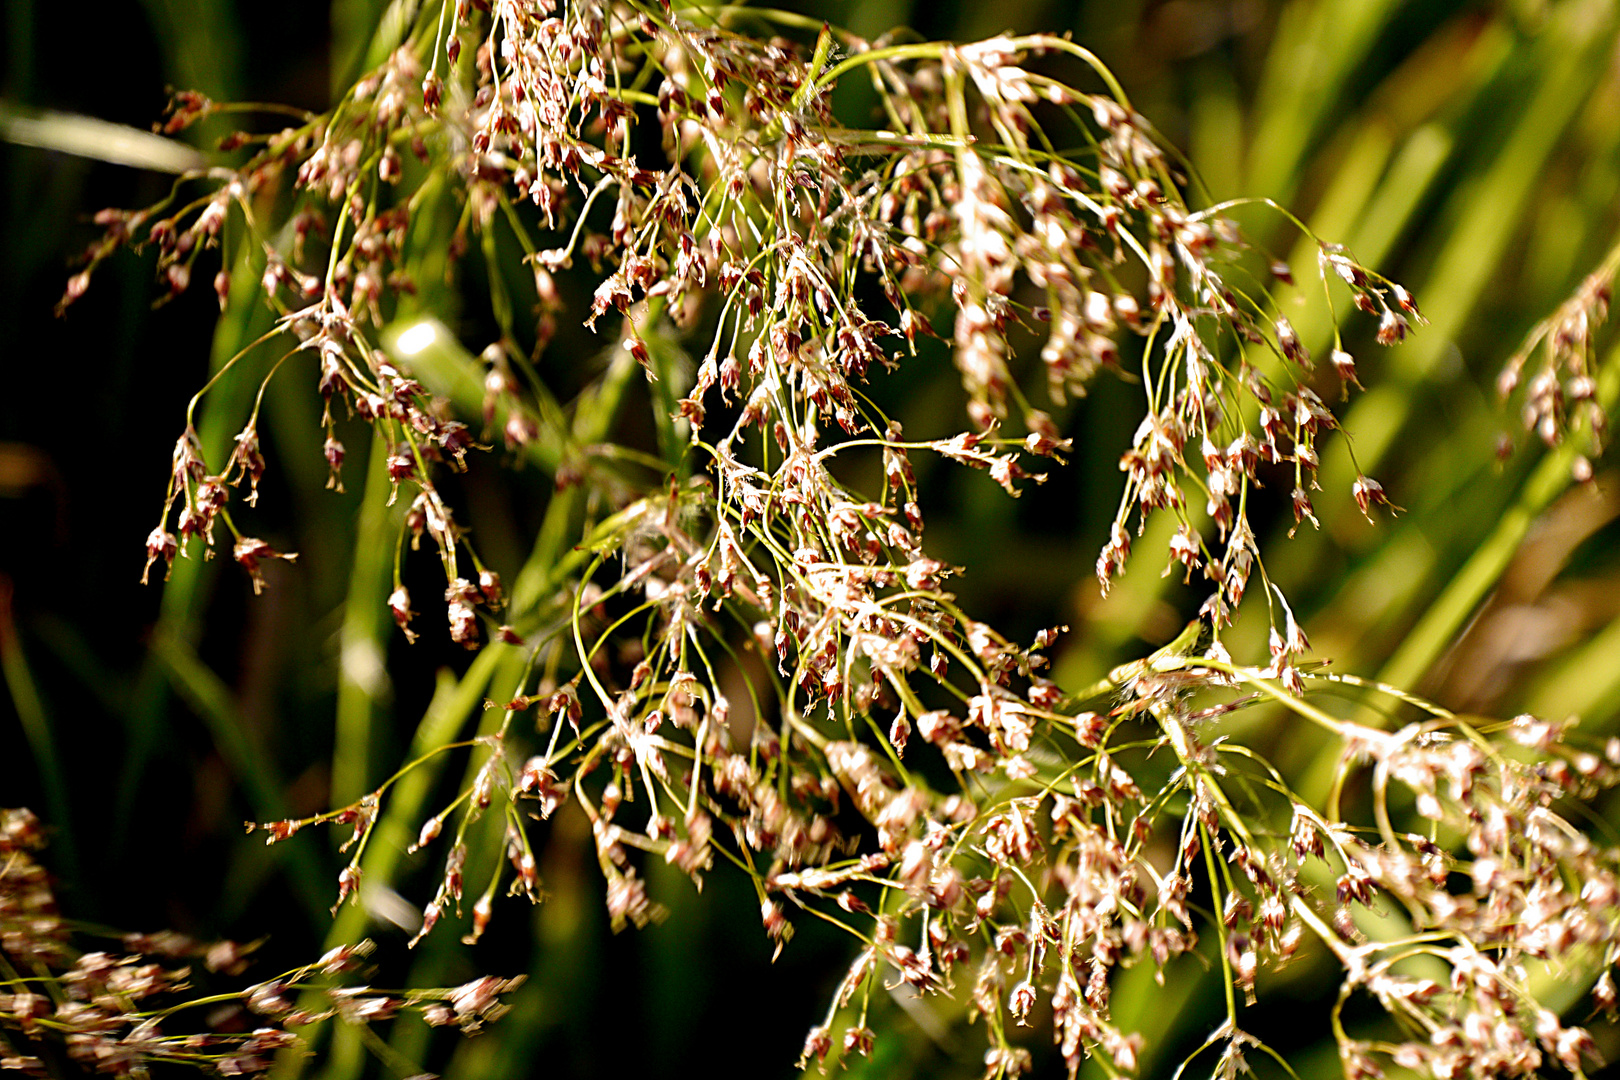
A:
8;2;1620;1078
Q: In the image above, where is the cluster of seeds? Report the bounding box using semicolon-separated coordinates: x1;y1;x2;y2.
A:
1293;706;1620;1080
1497;242;1620;481
70;0;1620;1075
0;809;520;1076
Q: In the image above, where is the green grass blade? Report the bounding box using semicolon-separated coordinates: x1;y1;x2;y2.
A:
332;432;399;808
148;628;328;924
0;578;78;885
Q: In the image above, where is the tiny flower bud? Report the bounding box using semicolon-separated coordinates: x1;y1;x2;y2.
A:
62;270;91;309
889;712;911;756
1275;317;1309;368
143;527;179;584
331;865;361;915
1331;349;1361;389
800;1025;831;1065
232;538;296;594
389;586;418;643
843;1026;875;1056
412;817;441;852
323;435;345;490
478;569;503;607
1351;474;1396;521
1376;307;1408;346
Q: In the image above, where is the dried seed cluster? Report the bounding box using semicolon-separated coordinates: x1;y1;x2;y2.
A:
0;809;520;1076
67;0;1620;1076
1497;247;1620;481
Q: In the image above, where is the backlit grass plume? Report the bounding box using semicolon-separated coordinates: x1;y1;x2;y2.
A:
62;1;1620;1076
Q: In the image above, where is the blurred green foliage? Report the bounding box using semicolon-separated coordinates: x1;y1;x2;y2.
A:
4;0;1620;1076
